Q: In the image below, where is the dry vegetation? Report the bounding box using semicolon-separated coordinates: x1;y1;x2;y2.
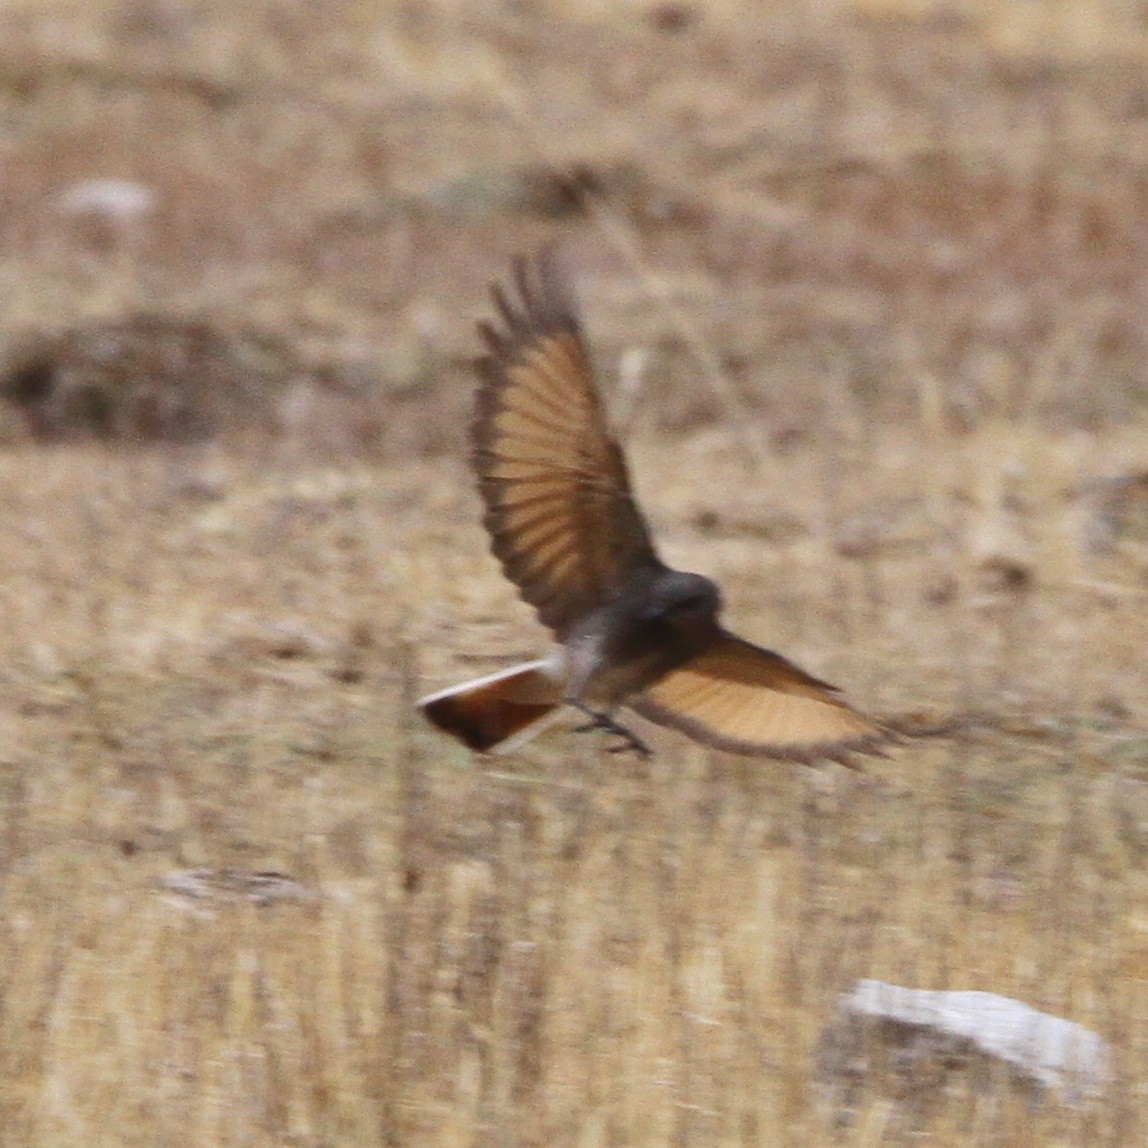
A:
1;0;1148;1144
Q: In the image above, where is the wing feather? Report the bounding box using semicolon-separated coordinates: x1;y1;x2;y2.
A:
472;251;663;638
632;631;891;762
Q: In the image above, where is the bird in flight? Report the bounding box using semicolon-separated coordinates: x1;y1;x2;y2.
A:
418;252;891;762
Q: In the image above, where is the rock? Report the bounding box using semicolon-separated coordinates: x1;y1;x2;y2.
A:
55;178;156;222
158;869;315;907
818;979;1110;1111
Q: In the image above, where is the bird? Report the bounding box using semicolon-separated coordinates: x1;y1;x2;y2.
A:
417;252;891;762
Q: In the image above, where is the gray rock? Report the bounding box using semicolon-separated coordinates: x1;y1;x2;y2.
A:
818;979;1110;1110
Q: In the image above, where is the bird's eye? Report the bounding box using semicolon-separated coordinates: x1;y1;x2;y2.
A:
673;592;709;613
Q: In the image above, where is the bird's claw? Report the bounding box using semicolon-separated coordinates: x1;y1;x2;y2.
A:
571;704;652;758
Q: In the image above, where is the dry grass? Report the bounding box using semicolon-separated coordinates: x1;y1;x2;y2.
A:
1;1;1148;1145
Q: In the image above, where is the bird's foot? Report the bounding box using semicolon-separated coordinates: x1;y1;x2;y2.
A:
570;703;652;758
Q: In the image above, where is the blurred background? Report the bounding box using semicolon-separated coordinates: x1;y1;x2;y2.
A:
4;0;1148;446
0;2;1146;1145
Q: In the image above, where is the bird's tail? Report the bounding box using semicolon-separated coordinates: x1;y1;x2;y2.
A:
418;659;565;753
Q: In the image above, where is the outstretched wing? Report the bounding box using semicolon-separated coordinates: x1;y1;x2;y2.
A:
632;631;890;762
473;252;663;638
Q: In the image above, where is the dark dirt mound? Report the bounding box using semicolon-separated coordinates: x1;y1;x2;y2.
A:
0;316;395;450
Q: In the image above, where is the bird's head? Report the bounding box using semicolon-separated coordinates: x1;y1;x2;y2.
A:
639;571;721;633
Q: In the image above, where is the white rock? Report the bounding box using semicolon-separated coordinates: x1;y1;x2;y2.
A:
822;979;1110;1107
55;178;156;221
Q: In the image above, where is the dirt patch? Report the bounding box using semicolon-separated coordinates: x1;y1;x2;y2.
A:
0;316;293;441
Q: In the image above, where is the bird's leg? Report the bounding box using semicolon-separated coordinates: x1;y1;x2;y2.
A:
569;701;652;758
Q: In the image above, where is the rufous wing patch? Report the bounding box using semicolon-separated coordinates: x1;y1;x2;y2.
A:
633;632;890;762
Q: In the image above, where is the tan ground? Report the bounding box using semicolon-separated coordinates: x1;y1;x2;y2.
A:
1;1;1147;1144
